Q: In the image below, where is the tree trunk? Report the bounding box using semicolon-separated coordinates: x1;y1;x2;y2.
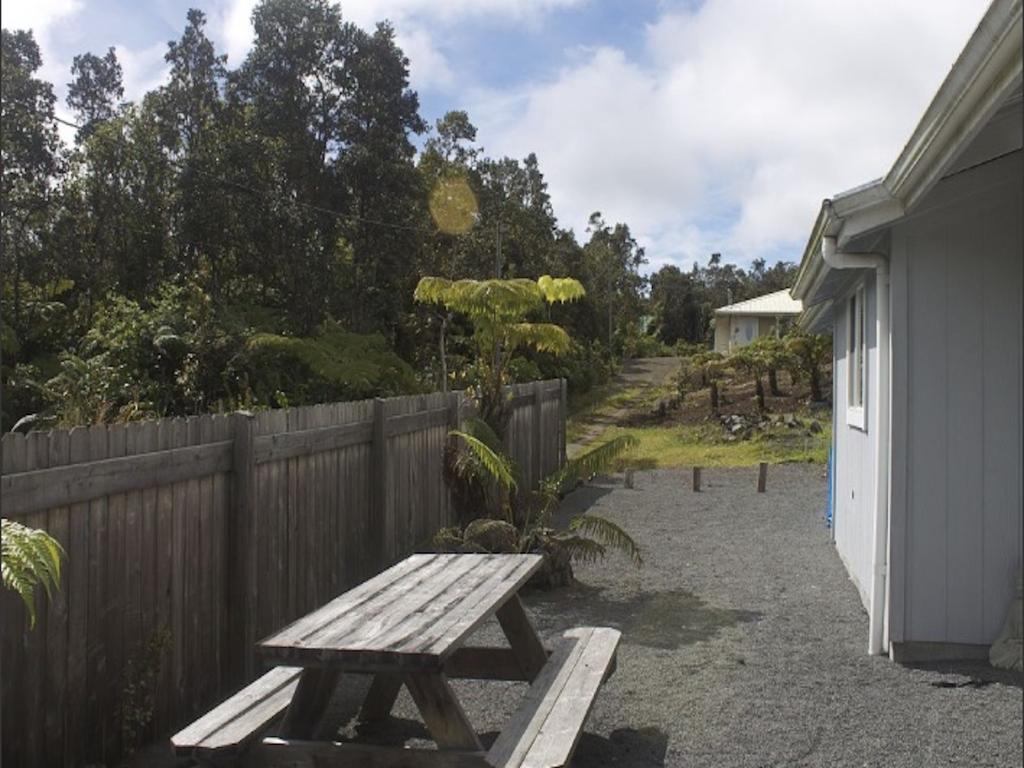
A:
710;380;719;414
809;365;823;402
755;378;766;413
439;314;449;393
768;367;781;396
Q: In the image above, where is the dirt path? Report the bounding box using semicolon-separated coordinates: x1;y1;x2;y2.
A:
567;356;679;456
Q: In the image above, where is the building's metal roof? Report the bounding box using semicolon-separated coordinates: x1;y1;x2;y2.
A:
713;289;803;317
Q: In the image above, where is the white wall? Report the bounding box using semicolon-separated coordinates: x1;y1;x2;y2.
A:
831;275;878;612
888;151;1023;646
713;320;731;354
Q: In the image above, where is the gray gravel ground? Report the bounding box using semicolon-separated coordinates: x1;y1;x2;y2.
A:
140;464;1022;767
380;465;1023;767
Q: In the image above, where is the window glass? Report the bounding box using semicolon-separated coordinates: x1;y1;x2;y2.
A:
847;288;865;409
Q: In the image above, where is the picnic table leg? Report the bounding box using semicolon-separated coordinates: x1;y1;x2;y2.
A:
278;668;341;740
359;673;403;722
496;594;548;681
404;672;483;751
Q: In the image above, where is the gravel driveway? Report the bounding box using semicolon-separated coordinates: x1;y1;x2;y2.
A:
143;464;1021;767
390;465;1022;767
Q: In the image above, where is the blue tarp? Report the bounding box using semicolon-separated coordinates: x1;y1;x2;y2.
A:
825;445;833;529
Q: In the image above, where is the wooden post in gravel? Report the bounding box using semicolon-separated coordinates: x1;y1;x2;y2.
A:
757;462;768;493
692;466;701;492
624;469;634;489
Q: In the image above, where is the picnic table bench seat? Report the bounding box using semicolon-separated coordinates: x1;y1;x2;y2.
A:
487;626;620;768
170;665;302;758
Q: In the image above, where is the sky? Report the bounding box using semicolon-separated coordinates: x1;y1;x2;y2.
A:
1;0;992;273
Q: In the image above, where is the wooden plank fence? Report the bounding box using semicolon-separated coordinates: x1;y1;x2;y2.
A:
0;379;566;767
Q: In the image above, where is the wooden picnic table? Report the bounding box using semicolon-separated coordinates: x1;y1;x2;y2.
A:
172;552;620;767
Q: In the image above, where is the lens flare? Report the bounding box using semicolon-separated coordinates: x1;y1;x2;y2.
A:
429;173;478;235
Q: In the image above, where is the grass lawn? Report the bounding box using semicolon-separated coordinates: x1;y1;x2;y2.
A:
590;421;830;469
568;365;832;468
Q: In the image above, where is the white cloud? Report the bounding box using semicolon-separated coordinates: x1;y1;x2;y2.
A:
215;0;582;88
114;41;170;102
0;0;82;34
396;26;454;92
339;0;583;30
471;0;990;268
217;0;259;65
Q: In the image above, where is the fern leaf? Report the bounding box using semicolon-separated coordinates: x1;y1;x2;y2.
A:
570;514;643;566
507;323;572;355
550;434;639;492
1;518;65;628
449;430;517;492
537;275;586;304
550;534;607;565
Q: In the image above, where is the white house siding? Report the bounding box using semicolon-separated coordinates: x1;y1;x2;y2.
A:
713;321;731;354
888;151;1023;646
831;274;878;612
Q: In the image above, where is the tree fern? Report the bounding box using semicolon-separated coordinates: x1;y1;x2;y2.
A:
449;429;517;493
550;434;639;493
551;533;607;565
570;514;643;566
1;518;64;627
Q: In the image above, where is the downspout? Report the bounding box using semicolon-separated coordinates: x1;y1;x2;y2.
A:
822;233;891;656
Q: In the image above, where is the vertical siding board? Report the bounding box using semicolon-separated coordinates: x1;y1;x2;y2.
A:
981;187;1024;641
906;222;949;641
943;215;984;642
887;235;910;643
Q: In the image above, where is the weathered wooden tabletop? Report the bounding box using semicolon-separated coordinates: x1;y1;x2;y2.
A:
259;553;543;671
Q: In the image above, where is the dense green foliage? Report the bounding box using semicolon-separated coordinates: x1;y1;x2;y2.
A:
1;2;796;430
649;254;798;346
0;5;651;429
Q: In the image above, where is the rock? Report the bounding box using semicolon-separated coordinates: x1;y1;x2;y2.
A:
809;420;823;434
463;518;519;554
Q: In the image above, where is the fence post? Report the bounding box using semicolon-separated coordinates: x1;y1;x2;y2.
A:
372;398;389;566
228;411;257;683
445;391;461;527
532;381;543;488
559;378;568;467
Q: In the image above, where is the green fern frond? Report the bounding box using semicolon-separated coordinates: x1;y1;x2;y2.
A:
1;518;65;628
551;534;607;564
537;275;586;304
550;434;639;493
247;322;418;395
507;323;572;355
569;514;643;566
449;430;517;492
413;277;455;305
460;415;505;454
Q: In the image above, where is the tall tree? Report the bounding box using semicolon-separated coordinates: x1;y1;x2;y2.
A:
1;29;63;335
66;47;123;142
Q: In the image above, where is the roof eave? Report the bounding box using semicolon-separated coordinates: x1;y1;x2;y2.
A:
791;0;1023;315
885;0;1024;210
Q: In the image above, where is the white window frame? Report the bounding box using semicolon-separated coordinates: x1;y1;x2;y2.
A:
846;284;867;430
